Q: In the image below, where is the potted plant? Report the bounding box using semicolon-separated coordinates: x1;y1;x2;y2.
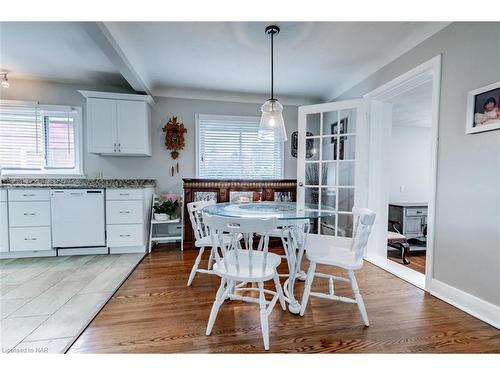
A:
154;193;180;221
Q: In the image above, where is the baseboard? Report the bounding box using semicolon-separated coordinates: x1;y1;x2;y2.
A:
0;250;56;259
430;279;500;329
58;247;108;256
109;246;146;254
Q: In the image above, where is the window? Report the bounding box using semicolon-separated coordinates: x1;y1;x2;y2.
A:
0;101;82;175
196;114;283;179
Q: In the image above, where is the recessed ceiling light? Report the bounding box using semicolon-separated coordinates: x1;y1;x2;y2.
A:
1;72;10;89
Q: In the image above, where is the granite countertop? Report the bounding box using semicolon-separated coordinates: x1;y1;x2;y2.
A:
0;178;156;189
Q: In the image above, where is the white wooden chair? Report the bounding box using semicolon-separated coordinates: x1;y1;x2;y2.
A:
299;207;376;327
203;213;286;350
186;200;218;286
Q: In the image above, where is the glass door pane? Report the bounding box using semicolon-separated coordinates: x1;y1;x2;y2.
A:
297;100;366;237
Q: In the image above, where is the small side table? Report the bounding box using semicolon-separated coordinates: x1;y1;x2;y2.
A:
148;194;184;252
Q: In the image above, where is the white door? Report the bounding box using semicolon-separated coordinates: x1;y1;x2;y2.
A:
88;98;117;154
116;100;151;155
297;99;369;239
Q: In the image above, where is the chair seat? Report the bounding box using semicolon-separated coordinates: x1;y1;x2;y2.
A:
213;250;281;281
387;231;407;241
269;228;289;238
195;233;242;248
305;234;362;270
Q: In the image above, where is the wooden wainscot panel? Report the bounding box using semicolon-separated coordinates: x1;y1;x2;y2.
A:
182;179;297;247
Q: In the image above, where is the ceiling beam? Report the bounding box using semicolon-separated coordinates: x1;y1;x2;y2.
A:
81;22;152;96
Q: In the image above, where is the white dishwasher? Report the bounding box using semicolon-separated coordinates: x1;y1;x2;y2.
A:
50;189;106;249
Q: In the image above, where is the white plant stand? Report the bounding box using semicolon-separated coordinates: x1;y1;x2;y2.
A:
148;194;183;252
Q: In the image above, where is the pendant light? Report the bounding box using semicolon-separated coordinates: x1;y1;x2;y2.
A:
258;25;287;142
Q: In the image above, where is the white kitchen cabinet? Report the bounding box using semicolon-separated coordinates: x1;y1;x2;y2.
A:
107;224;144;247
88;98;116;154
9;227;52;252
80;91;153;156
106;200;143;225
105;188;153;254
1;190;8;253
116;100;151;155
8;189;53;254
9;201;51;227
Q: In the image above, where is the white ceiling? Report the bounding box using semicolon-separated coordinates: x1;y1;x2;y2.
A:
0;22;449;102
0;22;129;87
392;80;433;128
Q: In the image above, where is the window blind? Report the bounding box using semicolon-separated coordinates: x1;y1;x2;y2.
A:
0;102;78;172
43;112;75;169
197;115;283;179
0;102;43;170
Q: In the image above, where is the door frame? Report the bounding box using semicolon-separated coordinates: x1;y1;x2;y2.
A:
363;55;441;291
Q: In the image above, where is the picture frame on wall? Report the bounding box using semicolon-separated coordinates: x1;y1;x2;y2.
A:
465;81;500;134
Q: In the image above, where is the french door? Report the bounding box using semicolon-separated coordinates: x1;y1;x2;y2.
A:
297;99;369;239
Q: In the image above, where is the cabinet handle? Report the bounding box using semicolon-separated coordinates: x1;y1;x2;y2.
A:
119;193;130;196
24;237;37;241
23;212;36;216
118;143;121;152
23;194;35;197
114;143;117;152
119;211;130;214
119;234;131;237
416;210;422;214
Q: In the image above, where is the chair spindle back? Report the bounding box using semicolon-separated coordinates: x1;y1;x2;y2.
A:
187;200;216;242
202;213;279;277
350;207;376;262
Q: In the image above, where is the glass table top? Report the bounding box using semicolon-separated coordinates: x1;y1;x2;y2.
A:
202;202;335;220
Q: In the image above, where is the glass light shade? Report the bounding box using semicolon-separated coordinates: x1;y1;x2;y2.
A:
258;99;287;142
1;79;9;89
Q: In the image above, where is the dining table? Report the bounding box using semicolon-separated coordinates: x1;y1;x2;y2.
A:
202;201;335;314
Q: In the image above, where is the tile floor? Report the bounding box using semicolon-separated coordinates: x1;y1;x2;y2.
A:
0;253;143;354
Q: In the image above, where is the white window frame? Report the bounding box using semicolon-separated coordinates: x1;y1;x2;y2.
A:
195;113;284;179
0;100;84;177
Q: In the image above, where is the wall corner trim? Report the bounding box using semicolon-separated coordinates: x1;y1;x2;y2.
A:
430;279;500;329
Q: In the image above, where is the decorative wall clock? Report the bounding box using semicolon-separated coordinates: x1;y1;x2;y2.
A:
163;116;187;159
162;116;187;176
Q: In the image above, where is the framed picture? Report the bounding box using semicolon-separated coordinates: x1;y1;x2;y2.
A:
466;81;500;134
291;131;315;158
331;117;348;159
331;117;348;137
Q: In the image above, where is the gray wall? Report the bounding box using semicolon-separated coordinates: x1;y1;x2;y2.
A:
389;126;431;203
0;79;299;193
337;22;500;306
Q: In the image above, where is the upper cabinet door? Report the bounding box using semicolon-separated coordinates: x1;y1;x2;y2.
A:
88;98;117;154
116;100;152;156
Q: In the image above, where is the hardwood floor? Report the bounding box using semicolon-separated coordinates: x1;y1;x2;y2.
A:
68;244;500;353
387;250;426;274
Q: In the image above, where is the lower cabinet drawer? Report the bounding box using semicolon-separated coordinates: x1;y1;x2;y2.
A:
9;201;51;227
106;200;143;224
107;224;144;247
10;227;52;252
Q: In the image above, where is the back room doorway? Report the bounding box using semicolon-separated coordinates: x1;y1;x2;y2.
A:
364;55;441;291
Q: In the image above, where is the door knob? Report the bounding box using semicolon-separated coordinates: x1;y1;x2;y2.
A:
298;182;304;187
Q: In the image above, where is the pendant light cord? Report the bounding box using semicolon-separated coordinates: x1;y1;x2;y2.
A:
270;31;274;100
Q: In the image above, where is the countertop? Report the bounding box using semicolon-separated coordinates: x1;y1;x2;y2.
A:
0;178;156;189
